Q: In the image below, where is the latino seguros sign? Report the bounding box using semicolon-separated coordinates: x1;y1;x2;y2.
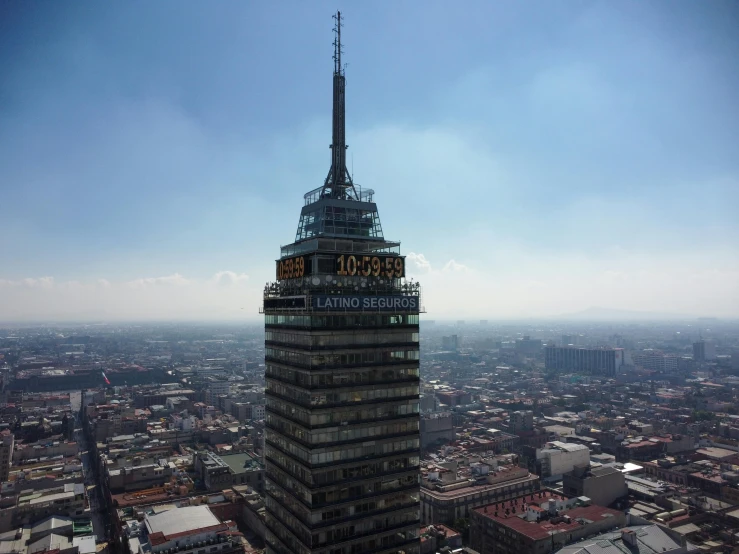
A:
312;295;419;312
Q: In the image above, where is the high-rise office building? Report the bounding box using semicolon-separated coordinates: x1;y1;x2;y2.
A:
544;346;624;376
441;334;459;351
0;434;14;483
262;12;421;554
632;350;679;372
693;339;716;362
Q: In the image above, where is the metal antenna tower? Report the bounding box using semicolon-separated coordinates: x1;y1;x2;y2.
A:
322;11;358;200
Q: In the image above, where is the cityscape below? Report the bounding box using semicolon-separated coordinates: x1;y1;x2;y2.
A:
0;318;739;554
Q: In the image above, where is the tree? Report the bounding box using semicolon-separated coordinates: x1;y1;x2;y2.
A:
452;518;470;543
692;410;715;422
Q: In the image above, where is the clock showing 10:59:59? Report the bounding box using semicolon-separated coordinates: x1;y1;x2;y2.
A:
275;254;406;280
336;254;405;278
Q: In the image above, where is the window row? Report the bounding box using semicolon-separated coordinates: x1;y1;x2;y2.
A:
265;347;420;368
266;397;419;428
267;509;420;554
265;445;419;489
266;494;311;544
265;330;419;347
312;490;420;524
266;445;313;485
313;512;419;549
267;463;418;510
312;473;418;506
313;455;420;487
266;413;419;446
265;313;420;327
267;479;419;531
267;380;419;407
266;429;419;465
266;525;310;554
266;364;419;388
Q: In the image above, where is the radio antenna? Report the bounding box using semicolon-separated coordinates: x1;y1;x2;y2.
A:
321;11;358;200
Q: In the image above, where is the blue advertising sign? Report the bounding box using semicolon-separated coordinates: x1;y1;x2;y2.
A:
312;295;419;312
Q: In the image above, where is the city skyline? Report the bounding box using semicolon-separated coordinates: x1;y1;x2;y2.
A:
1;1;738;321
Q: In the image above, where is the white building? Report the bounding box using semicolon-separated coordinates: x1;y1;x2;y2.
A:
208;380;231;396
138;505;241;554
536;441;590;479
632;350;679;372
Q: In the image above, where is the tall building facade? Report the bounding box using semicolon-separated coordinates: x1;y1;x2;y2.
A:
262;12;421;554
544;346;624;376
0;434;14;483
693;339;716;362
632;350;679;372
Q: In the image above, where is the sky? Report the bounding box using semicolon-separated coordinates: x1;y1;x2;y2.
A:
1;1;738;321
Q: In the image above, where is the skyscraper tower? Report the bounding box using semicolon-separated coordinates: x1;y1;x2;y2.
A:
262;12;422;554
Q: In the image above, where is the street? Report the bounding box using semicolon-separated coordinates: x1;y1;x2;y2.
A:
73;393;109;543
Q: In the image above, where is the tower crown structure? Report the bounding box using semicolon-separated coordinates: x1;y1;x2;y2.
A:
262;12;422;554
293;12;384;245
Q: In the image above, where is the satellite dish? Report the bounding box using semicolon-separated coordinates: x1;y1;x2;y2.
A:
312;277;321;286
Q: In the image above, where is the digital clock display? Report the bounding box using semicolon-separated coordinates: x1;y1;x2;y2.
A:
276;254;406;280
276;255;310;280
337;254;405;278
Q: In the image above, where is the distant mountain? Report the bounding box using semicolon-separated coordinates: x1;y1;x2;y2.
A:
550;306;697;321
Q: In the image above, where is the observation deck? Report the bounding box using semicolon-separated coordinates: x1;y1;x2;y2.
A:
294;185;385;244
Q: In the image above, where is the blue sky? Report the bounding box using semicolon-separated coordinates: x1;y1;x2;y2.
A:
1;1;737;320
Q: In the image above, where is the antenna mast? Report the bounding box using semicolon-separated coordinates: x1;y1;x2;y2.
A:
322;11;357;200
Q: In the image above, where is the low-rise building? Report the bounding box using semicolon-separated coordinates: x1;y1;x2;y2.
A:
0;483;87;533
421;465;539;525
195;451;264;492
420;524;463;554
135;504;242;554
421;413;455;448
536;441;590;479
554;524;698;554
102;454;174;492
562;466;628;508
470;492;625;554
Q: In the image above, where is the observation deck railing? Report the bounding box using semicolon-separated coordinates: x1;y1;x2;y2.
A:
303;185;375;206
281;237;400;257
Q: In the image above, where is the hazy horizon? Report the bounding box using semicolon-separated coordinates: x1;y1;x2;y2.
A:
1;306;736;327
2;2;738;321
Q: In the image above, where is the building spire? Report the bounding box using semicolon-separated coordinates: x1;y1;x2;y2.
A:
323;11;357;200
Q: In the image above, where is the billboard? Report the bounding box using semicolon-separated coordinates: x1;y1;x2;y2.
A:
312;295;419;312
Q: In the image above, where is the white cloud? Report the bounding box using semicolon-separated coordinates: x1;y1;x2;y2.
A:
406;252;432;274
126;273;191;288
0;277;55;288
405;253;469;277
211;271;249;285
441;260;469;273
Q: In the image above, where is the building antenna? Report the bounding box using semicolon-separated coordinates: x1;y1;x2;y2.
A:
321;11;357;200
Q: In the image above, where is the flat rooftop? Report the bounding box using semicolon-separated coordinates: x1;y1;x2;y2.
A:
220;452;261;474
146;505;219;536
474;493;622;541
423;472;538;500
